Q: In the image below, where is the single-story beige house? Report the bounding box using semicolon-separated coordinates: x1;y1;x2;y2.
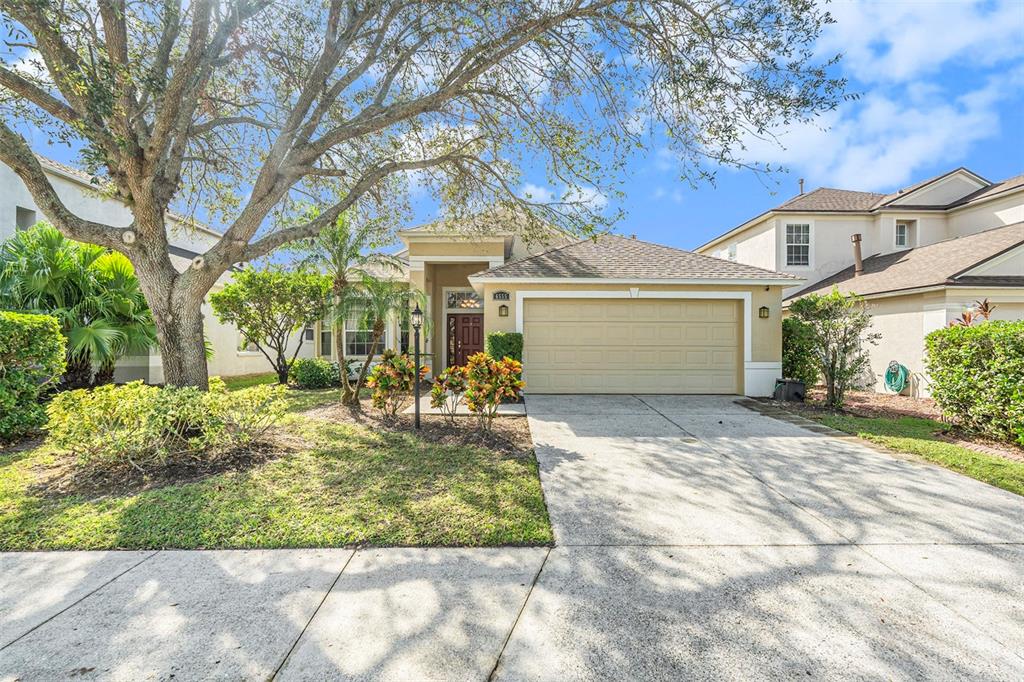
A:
311;226;801;397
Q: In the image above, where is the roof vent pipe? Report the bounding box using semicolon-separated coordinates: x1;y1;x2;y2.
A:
851;233;864;277
799;178;805;194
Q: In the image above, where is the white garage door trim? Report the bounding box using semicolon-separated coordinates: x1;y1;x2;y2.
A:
515;289;780;397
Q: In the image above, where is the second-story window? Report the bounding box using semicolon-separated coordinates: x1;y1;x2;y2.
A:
896;223;909;247
785;224;810;266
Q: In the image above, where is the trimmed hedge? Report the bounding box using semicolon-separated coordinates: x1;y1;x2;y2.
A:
0;312;66;441
782;317;819;387
925;320;1024;445
485;332;523;363
289;357;340;388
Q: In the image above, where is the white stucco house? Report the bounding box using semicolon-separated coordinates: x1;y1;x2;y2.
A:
0;156;314;382
696;168;1024;396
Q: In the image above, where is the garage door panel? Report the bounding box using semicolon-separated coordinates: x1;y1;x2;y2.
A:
523;298;740;394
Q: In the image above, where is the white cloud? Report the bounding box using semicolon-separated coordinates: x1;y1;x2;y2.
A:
739;69;1018;190
519;182;608;211
520;183;554;202
732;1;1024;191
818;0;1024;84
652;186;684;203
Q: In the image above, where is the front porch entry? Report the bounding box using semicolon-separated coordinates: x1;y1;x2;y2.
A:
447;313;484;367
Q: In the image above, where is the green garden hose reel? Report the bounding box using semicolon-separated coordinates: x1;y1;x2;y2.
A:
884;361;910;393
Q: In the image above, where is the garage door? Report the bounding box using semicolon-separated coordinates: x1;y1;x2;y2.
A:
523;298;741;394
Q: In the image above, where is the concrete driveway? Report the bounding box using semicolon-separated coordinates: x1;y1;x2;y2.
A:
2;395;1022;680
502;395;1024;680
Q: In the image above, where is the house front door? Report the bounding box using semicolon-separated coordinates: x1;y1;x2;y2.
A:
447;314;483;367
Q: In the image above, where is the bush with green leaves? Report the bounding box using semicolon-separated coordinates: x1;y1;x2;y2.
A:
782;317;819;388
0;312;66;441
366;350;426;417
464;352;525;430
925;320;1024;445
45;378;288;476
289;357;340;389
485;332;523;363
789;289;880;409
430;365;469;423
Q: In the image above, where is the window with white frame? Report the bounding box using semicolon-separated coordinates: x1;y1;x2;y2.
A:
785;224;810;266
344;305;383;357
896;222;909;248
727;243;737;261
238;333;258;352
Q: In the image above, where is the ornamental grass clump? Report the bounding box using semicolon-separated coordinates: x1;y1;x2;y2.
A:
46;378;288;477
430;365;469;423
366;350;426;417
464;352;524;431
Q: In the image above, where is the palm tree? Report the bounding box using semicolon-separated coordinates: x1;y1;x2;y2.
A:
348;274;427;405
292;211;402;403
0;224;156;387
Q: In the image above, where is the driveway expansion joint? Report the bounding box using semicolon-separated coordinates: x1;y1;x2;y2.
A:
488;547;551;682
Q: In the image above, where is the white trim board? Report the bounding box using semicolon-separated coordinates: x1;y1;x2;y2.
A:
471;276;801;286
513;289;780;396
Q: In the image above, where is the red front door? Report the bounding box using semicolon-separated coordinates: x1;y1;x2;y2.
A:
448;314;483;367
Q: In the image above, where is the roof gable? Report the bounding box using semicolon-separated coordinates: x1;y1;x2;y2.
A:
878;168;989;208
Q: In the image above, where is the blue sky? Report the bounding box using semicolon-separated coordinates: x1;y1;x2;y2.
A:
26;0;1024;252
546;0;1024;250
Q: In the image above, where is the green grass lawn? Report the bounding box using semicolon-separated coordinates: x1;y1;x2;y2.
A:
813;413;1024;497
0;387;551;550
220;372;278;390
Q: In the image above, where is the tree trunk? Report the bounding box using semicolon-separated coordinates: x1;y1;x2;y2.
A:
337;321;354;402
275;357;289;385
151;293;210;389
62;353;93;389
349;321;385;406
94;360;116;386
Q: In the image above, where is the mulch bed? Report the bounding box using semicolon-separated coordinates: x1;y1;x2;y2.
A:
768;388;1024;464
302;397;534;458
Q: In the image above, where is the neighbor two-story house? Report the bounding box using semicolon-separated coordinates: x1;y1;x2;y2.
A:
695;169;1024;395
310;216;801;397
0;156;314;382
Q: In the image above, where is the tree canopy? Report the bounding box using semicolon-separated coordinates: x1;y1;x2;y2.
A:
0;0;844;386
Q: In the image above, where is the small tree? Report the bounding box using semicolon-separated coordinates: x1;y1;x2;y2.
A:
210;267;329;384
781;317;819;388
291;212;401;403
789;289;880;409
345;275;426;406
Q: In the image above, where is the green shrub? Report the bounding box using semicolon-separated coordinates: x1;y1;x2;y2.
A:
430;365;469;423
366;350;425;417
45;378;288;476
0;312;66;441
464;352;524;430
782;317;819;387
485;332;523;363
925;320;1024;445
289;357;340;388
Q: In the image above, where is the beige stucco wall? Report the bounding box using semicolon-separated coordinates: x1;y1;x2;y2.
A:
406;240;505;258
948;193;1024;236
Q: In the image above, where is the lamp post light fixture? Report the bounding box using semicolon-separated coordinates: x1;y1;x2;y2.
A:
411;303;424;429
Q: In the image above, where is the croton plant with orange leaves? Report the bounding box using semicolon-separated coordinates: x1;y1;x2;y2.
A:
464;353;525;431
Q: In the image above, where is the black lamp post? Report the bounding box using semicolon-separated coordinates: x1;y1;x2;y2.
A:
411;303;423;430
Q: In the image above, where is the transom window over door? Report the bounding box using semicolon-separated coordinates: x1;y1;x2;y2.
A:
785;224;810;266
446;290;482;310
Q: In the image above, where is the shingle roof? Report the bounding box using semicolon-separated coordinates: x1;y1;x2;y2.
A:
473;234;800;281
775;188;886;212
948;173;1024;208
786;222;1024;301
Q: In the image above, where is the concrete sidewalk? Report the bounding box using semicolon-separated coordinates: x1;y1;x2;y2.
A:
2;395;1022;680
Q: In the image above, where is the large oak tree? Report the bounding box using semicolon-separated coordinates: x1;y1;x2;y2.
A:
0;0;843;387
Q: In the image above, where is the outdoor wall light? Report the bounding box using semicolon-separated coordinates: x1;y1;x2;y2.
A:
759;305;770;319
499;304;509;317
